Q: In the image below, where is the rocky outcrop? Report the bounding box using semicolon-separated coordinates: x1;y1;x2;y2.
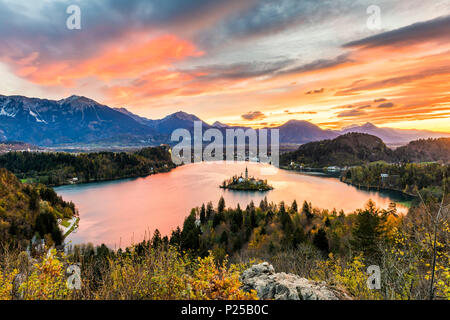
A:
240;262;351;300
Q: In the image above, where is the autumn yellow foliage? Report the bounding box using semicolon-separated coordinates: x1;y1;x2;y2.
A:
0;247;257;300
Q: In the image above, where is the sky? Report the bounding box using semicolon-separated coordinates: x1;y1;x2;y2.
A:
0;0;449;131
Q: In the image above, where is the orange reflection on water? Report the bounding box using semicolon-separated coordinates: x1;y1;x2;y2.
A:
56;162;410;248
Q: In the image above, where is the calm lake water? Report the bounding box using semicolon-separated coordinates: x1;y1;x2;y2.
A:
55;162;410;248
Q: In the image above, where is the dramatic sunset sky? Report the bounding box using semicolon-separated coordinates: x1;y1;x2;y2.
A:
1;0;449;131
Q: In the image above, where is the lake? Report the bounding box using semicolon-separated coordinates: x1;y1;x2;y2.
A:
55;162;410;248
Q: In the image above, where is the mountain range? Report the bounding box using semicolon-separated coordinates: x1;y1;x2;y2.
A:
0;95;161;146
0;94;448;147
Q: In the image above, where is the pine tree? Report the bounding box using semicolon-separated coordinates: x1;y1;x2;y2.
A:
206;201;214;220
218;196;226;213
181;211;201;251
351;200;385;258
291;199;298;213
220;230;228;246
279;202;293;233
292;227;306;248
169;227;182;247
250;206;257;229
313;228;329;254
152;229;162;249
302;200;314;221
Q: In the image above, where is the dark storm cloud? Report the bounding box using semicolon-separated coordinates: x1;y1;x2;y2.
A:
216;0;313;37
0;0;235;34
183;59;295;80
377;102;395;109
241;111;266;121
333;103;371;111
344;14;450;49
0;0;246;61
276;54;352;76
305;88;324;95
336;65;450;95
0;0;354;69
284;110;317;115
195;0;371;48
182;53;351;81
102;0;224;23
337;109;367;118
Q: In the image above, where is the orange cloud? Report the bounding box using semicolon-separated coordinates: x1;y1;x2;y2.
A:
2;15;449;133
7;32;203;87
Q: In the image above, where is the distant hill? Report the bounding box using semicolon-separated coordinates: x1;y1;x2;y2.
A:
281;133;394;167
0;168;77;247
0;146;175;186
276;120;339;144
340;122;450;145
0;141;43;153
393;138;450;163
281;134;450;167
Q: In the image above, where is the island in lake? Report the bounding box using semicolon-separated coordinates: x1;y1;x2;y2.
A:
220;167;274;191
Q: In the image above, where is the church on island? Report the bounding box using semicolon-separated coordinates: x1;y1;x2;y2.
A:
220;167;273;191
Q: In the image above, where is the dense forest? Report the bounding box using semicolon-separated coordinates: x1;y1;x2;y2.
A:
0;168;77;248
394;138;450;163
281;134;450;168
280;133;393;167
169;193;449;300
342;162;450;200
2;194;447;300
0;146;175;186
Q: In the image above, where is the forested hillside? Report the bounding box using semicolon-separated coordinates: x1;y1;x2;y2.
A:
281;135;450;168
281;133;393;167
0;146;175;186
394;138;450;163
342;162;449;199
0;168;77;247
170;196;449;300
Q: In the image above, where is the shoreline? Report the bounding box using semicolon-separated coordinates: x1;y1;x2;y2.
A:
23;166;178;188
339;178;417;198
280;165;417;199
